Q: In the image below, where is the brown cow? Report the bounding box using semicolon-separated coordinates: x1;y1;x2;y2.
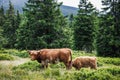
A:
28;48;72;69
72;56;97;70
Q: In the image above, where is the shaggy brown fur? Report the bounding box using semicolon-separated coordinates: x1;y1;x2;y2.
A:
28;48;72;69
72;56;97;70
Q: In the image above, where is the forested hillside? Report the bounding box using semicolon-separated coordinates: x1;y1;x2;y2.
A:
0;0;78;15
0;0;120;57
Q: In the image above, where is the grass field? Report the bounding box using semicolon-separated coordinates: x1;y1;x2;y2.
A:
0;49;120;80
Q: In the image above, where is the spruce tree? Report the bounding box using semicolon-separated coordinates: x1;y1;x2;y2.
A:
2;1;17;48
16;0;72;49
15;10;21;29
2;1;21;48
0;5;4;27
74;0;96;52
0;5;6;49
96;0;120;57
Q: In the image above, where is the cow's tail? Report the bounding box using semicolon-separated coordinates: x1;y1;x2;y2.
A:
69;49;72;69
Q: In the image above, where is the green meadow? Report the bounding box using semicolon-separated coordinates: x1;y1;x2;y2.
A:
0;49;120;80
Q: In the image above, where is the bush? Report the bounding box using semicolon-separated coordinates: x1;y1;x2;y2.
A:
13;69;28;76
43;68;61;78
12;50;29;58
0;49;29;58
0;54;14;60
50;63;65;69
98;57;120;66
13;61;41;71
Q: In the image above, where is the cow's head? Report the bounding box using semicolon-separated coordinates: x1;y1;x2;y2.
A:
28;50;40;60
71;60;78;68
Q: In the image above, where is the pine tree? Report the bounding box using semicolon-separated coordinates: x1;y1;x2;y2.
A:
69;14;74;28
16;0;72;49
0;5;6;49
15;10;21;29
74;0;96;52
96;0;120;57
2;1;18;48
0;5;5;27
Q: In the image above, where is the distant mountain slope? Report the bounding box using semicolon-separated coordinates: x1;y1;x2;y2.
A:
60;5;78;16
0;0;78;15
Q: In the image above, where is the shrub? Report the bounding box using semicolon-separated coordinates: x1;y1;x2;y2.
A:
0;49;29;58
0;54;14;60
98;57;120;66
13;61;41;71
89;71;114;80
104;67;120;76
13;50;29;58
13;69;28;76
43;68;61;77
50;63;65;69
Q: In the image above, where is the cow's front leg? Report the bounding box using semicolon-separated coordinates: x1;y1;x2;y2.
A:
44;59;49;68
41;61;44;68
41;60;48;69
41;64;44;68
41;61;46;68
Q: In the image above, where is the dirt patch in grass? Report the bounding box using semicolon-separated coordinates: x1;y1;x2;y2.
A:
0;57;30;66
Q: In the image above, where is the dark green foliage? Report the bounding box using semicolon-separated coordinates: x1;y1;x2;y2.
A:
0;6;6;49
74;0;96;52
69;14;74;28
2;1;21;48
96;14;115;57
2;1;15;48
0;27;6;49
96;0;120;57
16;0;72;49
0;5;5;25
0;0;120;58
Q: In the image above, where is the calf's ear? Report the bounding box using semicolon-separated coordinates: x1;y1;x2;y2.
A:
38;50;42;53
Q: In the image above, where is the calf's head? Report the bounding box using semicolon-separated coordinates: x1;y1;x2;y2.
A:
28;50;40;60
71;60;76;68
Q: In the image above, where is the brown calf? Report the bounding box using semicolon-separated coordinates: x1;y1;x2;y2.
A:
72;56;97;70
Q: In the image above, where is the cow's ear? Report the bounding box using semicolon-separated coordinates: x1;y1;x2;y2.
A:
27;50;31;54
37;50;40;54
37;50;42;55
